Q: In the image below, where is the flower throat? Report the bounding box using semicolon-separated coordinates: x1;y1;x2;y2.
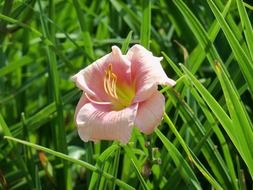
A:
103;64;135;110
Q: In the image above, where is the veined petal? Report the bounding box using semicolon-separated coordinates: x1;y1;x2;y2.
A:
75;102;138;144
127;44;176;103
135;91;165;134
72;46;131;102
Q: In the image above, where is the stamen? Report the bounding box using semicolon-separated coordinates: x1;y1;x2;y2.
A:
106;76;115;97
108;64;112;72
103;64;118;99
111;73;118;98
104;70;109;94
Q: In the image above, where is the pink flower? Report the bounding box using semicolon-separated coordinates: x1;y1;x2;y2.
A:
72;44;176;144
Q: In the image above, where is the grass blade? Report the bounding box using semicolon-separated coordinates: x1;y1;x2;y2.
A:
4;136;135;190
214;61;253;177
207;0;253;96
131;159;150;190
180;64;253;178
155;128;202;190
72;0;95;60
89;144;120;190
37;1;70;188
162;114;223;189
0;115;34;189
121;30;133;54
235;0;253;61
140;0;151;48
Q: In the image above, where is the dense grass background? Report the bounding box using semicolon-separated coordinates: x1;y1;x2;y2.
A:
0;0;253;189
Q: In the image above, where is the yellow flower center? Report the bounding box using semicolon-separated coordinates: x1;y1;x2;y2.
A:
103;64;135;110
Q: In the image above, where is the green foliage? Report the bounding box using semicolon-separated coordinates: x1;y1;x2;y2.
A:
0;0;253;189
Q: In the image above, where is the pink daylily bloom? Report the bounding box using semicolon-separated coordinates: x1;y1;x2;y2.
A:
72;44;176;144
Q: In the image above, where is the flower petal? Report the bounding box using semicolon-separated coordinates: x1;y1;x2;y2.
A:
75;101;138;144
127;44;176;102
74;93;88;121
72;46;131;102
135;91;165;134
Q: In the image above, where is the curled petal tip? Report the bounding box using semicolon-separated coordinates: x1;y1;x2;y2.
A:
112;46;121;56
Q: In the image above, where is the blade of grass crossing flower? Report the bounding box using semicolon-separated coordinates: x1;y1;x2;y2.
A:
131;159;150;190
4;136;135;190
121;31;133;54
235;0;253;61
154;128;202;190
207;0;253;96
140;0;151;48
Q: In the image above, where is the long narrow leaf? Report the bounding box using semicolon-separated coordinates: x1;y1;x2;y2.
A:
4;136;135;190
207;0;253;96
235;0;253;61
140;0;151;48
155;129;202;190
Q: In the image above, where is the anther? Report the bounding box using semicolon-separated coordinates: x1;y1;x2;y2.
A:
103;64;118;99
